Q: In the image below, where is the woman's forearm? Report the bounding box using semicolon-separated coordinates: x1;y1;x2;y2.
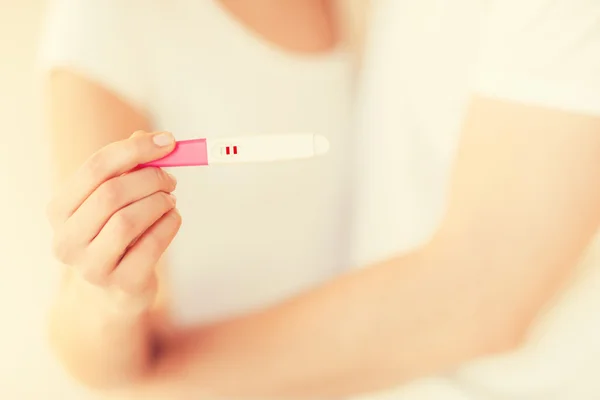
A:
48;269;158;390
133;244;522;400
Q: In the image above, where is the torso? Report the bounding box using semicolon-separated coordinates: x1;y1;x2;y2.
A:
144;0;355;325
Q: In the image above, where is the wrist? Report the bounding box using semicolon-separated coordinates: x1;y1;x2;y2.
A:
66;271;156;319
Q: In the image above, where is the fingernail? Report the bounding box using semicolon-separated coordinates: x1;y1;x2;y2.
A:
153;132;174;147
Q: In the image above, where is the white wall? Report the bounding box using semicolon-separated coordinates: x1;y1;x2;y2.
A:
0;1;91;397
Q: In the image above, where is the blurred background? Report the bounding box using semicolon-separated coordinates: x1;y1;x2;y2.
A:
0;1;90;397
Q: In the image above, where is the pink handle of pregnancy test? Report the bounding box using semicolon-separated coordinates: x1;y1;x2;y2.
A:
141;139;209;167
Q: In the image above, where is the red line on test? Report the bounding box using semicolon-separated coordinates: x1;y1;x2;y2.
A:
233;146;238;154
226;146;230;155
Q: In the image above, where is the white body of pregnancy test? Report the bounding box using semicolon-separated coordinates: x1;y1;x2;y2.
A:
142;134;330;167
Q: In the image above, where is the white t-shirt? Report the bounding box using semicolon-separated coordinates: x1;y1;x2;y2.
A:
40;0;355;325
353;0;600;399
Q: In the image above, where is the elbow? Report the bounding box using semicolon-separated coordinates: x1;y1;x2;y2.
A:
479;320;527;358
426;239;537;363
47;316;97;391
46;312;111;391
46;308;154;392
470;306;531;361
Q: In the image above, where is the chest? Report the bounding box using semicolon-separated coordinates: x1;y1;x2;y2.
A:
138;3;357;325
142;1;354;141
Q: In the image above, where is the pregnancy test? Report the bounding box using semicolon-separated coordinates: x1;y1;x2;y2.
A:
142;134;330;167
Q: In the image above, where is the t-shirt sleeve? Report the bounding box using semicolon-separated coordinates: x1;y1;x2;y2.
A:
472;0;600;117
38;0;151;113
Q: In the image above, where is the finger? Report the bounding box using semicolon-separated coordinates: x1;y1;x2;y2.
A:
51;223;84;267
49;131;176;225
80;191;176;284
111;209;182;295
63;167;177;245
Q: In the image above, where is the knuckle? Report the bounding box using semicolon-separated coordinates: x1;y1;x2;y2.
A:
131;130;147;138
118;270;153;295
159;169;175;189
139;231;171;264
149;191;173;211
85;151;108;180
127;140;144;160
86;149;106;172
146;211;181;252
97;180;123;209
51;234;74;264
158;191;175;208
149;167;168;186
81;265;109;287
124;134;148;157
145;230;167;254
111;212;137;240
168;210;182;229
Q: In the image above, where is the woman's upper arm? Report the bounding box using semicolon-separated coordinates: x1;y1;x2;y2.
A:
437;96;600;290
40;0;152;182
431;0;600;340
46;70;150;183
45;70;152;283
